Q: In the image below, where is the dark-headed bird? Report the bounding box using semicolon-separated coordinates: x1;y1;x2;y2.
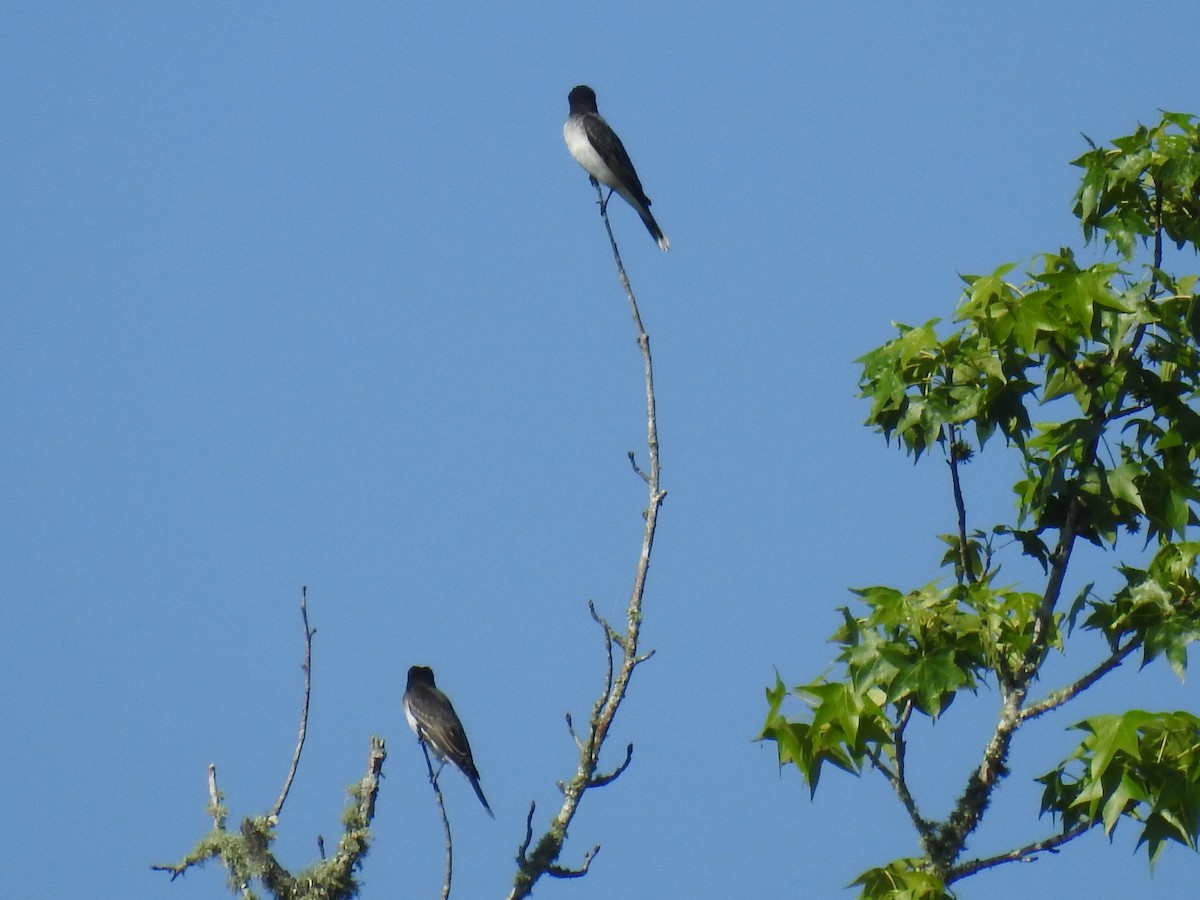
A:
403;665;493;817
563;84;670;251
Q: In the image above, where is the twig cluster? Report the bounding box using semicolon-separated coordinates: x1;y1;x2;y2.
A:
152;590;387;899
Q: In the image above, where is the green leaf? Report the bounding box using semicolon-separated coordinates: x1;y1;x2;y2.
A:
1077;713;1145;784
851;860;953;900
1041;709;1200;868
890;653;976;717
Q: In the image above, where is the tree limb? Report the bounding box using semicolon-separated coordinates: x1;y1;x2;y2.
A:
947;821;1093;882
272;586;315;819
417;739;454;900
947;422;975;585
1020;638;1140;723
509;183;665;899
153;598;387;900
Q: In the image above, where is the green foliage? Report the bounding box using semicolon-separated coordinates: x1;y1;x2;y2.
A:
1078;541;1200;677
764;111;1200;897
851;860;952;900
763;671;891;792
1037;710;1200;867
1073;111;1200;256
761;580;1049;789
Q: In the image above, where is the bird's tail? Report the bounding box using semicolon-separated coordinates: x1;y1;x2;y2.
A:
469;775;495;818
638;206;670;252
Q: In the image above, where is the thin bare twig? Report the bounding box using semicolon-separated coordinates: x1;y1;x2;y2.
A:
272;586;315;819
867;700;932;844
509;182;666;899
892;701;932;840
517;802;538;860
418;739;454;900
590;743;635;787
548;845;601;878
1021;638;1141;722
948;821;1092;882
589;600;618;694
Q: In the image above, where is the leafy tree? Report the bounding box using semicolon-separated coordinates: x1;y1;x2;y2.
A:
762;111;1200;897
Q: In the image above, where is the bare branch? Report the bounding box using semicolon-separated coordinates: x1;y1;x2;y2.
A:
417;738;454;900
628;450;650;484
589;600;618;696
590;743;634;787
208;763;225;830
509;183;665;899
148;862;188;881
548;845;601;879
1026;497;1083;679
517;802;537;859
354;734;387;824
892;702;933;841
150;765;230;883
153;598;387;899
868;701;933;843
1022;638;1140;722
565;712;584;751
948;822;1093;882
272;586;315;819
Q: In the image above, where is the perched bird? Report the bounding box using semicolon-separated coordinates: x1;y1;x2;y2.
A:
403;665;494;817
563;84;670;251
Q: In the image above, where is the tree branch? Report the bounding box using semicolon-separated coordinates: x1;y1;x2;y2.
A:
208;763;225;830
417;739;454;900
1020;638;1140;722
927;497;1083;874
272;586;315;819
868;700;936;847
509;184;665;899
548;845;600;879
154;597;387;900
1026;499;1082;679
947;423;975;585
947;821;1093;882
892;701;934;840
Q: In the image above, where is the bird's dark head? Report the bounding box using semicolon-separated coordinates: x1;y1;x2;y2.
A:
407;665;436;689
567;84;598;114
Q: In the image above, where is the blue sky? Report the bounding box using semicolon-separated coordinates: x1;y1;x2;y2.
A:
3;3;1199;898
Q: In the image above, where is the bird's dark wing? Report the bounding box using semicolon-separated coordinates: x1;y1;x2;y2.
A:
583;113;651;206
406;685;481;779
